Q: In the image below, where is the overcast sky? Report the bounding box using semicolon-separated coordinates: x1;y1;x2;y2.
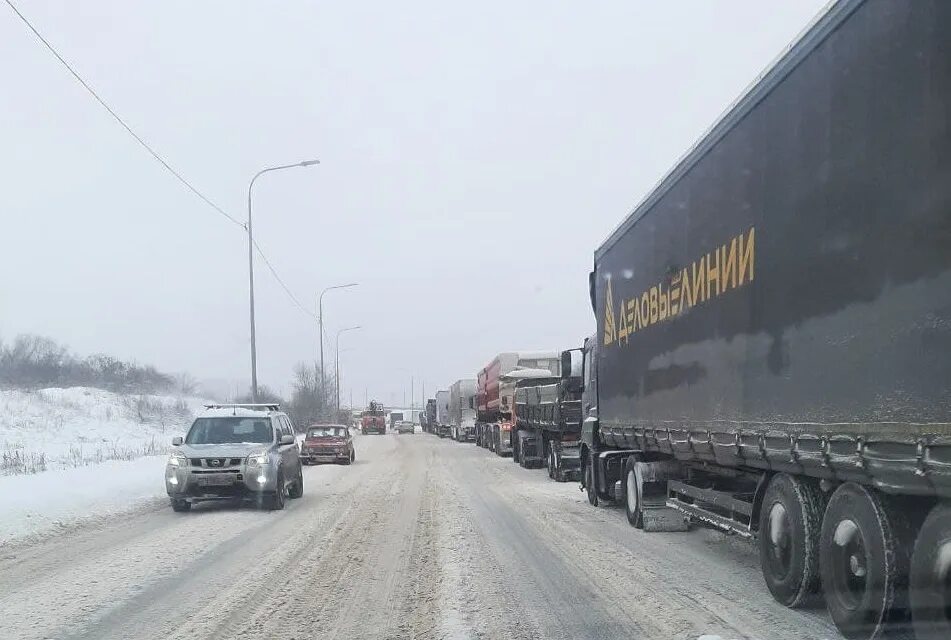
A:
0;0;827;406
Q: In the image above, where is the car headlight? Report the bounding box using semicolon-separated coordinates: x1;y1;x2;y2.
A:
246;451;269;466
168;453;187;467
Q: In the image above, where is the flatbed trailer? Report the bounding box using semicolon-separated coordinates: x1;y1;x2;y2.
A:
579;2;951;639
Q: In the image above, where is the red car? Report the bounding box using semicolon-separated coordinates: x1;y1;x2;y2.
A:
299;424;355;465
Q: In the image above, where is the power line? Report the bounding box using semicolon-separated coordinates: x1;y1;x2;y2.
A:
252;237;316;319
4;0;317;320
4;0;244;229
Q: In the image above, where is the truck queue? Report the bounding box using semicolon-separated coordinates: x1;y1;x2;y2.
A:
417;2;951;640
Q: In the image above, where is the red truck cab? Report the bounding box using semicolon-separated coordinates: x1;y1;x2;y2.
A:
361;401;386;435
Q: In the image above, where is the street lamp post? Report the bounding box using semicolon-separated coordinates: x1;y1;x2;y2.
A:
334;325;361;414
318;283;358;401
247;159;319;402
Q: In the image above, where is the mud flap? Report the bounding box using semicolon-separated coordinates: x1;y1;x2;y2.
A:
620;460;690;533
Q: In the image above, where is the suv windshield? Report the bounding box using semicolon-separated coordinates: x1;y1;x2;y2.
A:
307;427;346;438
185;417;273;444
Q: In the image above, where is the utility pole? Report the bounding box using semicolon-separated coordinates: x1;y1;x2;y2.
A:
246;159;319;401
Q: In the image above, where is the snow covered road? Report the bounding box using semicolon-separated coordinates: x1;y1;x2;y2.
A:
0;434;842;640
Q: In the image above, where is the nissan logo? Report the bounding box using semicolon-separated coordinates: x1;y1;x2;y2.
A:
209;459;222;467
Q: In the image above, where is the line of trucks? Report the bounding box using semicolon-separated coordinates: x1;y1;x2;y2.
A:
421;3;951;639
421;380;478;441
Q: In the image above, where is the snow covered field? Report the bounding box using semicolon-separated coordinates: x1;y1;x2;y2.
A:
0;387;208;543
0;386;206;473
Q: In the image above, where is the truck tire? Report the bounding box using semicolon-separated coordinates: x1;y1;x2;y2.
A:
910;501;951;640
624;457;643;528
758;473;822;608
287;465;303;499
513;433;521;464
584;457;599;507
547;444;556;480
819;482;910;639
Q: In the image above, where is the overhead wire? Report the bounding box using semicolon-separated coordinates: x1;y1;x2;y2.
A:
4;0;317;320
252;237;315;318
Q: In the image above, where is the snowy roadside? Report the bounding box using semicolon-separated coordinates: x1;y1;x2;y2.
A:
0;386;205;474
0;455;168;545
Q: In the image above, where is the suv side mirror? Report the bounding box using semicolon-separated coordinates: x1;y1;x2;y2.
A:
171;436;183;446
280;434;295;445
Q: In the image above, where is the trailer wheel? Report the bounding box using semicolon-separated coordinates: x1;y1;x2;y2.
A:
820;483;911;639
623;458;644;529
547;444;556;480
910;501;951;640
758;473;822;608
512;432;521;464
584;457;599;507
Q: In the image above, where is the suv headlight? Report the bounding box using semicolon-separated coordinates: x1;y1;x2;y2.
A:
168;452;187;467
246;451;269;466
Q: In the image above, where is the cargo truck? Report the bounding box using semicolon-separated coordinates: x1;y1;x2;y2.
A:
475;353;516;449
360;401;386;435
579;2;951;639
475;352;559;455
449;379;477;442
388;411;404;430
512;350;583;481
422;398;436;434
435;390;451;438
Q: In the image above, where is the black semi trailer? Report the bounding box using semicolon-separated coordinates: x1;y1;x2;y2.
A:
580;1;951;639
512;350;584;482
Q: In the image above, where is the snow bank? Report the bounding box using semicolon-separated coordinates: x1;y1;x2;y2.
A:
0;386;207;473
0;455;168;544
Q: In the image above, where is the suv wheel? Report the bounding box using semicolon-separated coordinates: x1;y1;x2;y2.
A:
171;499;191;512
287;465;303;499
268;471;286;510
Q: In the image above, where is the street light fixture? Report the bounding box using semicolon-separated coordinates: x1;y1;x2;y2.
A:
318;283;358;396
335;326;362;414
246;159;319;402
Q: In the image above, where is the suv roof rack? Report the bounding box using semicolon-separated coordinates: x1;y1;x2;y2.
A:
203;403;280;411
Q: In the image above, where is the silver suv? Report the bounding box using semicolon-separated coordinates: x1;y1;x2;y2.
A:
165;403;303;512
